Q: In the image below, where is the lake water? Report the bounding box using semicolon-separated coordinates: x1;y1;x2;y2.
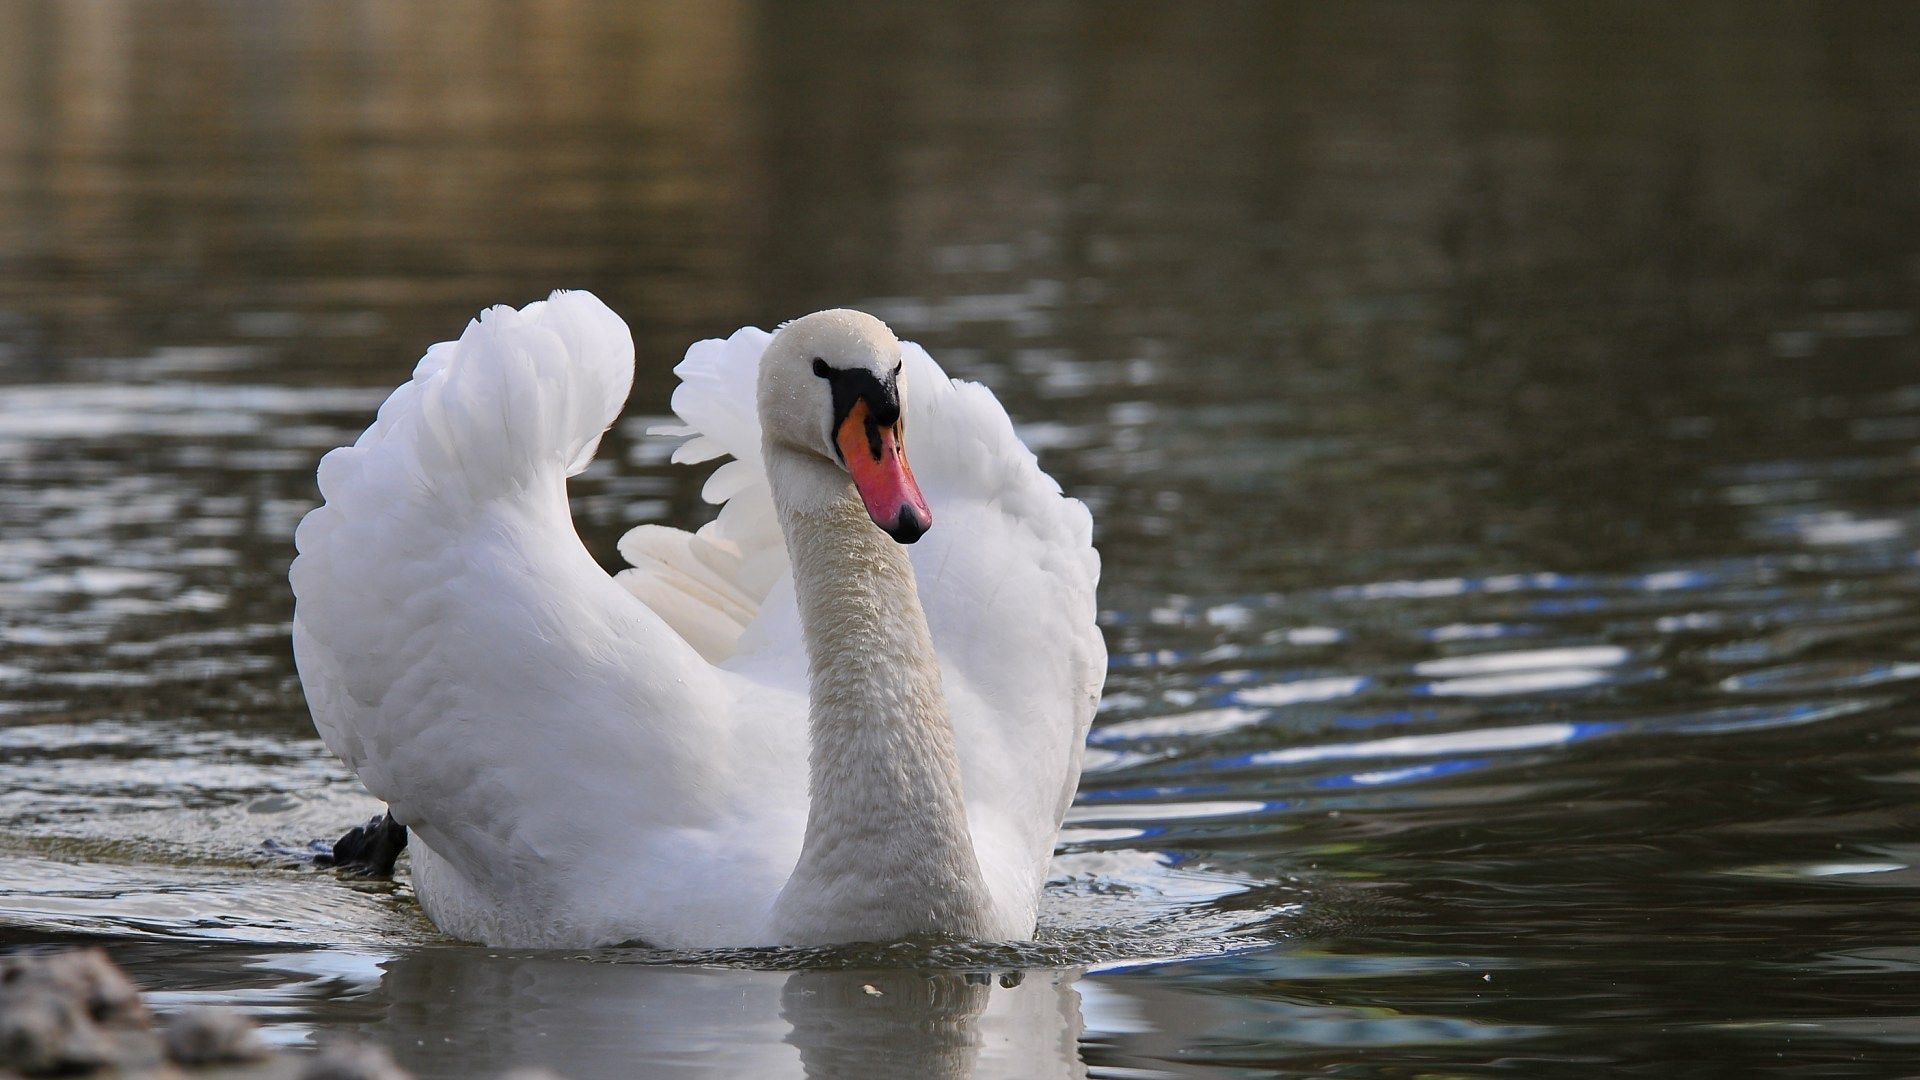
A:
4;3;1920;1077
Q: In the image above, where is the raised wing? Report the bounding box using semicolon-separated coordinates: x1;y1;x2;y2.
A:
290;293;763;943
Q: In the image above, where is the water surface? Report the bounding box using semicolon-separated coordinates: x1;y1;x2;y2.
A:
4;3;1920;1076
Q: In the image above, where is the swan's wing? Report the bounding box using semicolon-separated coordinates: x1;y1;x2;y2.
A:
626;329;1105;919
291;293;784;946
613;328;787;664
892;342;1105;918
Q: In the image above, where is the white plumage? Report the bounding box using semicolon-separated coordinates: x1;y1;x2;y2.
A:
290;291;1103;948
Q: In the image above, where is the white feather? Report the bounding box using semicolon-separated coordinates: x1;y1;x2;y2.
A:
290;291;1104;948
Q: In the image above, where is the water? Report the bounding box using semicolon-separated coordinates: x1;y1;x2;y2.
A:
3;3;1920;1076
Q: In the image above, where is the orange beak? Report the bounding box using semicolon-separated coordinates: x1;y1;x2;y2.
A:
835;398;932;543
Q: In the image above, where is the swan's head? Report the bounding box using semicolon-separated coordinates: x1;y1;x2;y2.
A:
758;309;932;543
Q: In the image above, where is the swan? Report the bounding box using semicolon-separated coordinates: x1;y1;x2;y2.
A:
289;291;1104;949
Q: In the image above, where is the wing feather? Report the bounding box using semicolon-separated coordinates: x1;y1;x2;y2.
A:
291;292;769;945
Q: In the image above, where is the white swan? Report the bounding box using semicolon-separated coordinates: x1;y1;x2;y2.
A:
289;291;1103;949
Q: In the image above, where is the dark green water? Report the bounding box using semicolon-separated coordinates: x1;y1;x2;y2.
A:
4;3;1920;1076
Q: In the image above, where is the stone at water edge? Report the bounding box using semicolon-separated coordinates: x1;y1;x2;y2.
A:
299;1038;413;1080
0;947;164;1075
163;1005;274;1066
0;947;579;1079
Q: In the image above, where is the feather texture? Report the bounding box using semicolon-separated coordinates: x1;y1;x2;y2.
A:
291;291;1104;948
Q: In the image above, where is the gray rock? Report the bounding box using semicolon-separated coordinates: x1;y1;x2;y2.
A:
0;989;115;1075
1;946;150;1029
164;1004;273;1065
0;948;162;1076
299;1038;413;1080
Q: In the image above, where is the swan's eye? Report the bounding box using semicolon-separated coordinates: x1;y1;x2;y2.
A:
812;358;831;378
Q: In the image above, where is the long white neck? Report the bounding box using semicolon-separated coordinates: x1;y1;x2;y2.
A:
765;449;993;945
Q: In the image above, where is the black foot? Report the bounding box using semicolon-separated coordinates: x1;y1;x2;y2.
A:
319;811;408;878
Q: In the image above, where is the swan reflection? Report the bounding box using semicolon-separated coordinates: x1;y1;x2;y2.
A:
321;949;1086;1080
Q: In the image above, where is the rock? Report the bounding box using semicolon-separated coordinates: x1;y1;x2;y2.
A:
1;946;150;1029
299;1038;413;1080
0;989;114;1075
0;949;432;1080
0;948;163;1076
163;1005;273;1065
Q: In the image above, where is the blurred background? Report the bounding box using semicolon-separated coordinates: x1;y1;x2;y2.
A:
2;3;1919;1077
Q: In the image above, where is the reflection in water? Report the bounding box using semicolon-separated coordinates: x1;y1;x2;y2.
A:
4;1;1920;1076
298;950;1086;1080
783;970;1080;1080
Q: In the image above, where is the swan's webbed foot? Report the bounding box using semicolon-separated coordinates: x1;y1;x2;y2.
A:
319;811;407;878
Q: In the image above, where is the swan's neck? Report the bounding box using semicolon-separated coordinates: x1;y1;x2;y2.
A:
767;452;992;944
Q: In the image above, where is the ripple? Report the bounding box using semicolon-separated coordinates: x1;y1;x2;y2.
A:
1065;799;1272;824
1413;645;1630;677
1423;667;1617;696
1799;946;1920;974
1227;676;1370;708
1719;860;1912;883
1090;707;1263;743
0;384;385;443
0;856;428;945
1790;512;1908;547
1720;660;1920;694
1246;722;1581;768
